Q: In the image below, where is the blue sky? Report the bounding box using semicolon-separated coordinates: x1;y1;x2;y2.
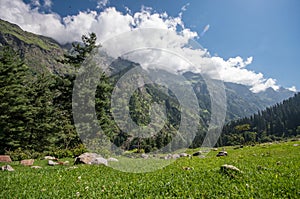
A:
1;0;299;91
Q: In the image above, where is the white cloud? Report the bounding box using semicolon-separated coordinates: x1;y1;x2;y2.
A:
96;0;109;9
288;86;297;92
0;0;283;93
43;0;52;8
181;3;190;12
30;0;40;7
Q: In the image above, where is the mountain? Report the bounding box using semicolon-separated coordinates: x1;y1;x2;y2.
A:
0;19;67;74
183;72;295;121
0;19;297;154
0;19;295;121
220;92;300;146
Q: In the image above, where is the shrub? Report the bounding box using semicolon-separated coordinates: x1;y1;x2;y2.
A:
5;148;43;161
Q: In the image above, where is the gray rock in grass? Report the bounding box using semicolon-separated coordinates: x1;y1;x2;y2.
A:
1;165;14;171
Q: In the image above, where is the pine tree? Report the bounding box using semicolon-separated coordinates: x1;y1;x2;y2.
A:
0;47;32;153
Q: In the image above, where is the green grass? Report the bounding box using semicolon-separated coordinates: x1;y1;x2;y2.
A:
1;141;299;198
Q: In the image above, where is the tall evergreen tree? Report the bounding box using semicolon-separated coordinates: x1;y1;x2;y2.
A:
0;47;32;153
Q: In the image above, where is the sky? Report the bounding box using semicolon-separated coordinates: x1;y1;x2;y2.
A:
0;0;299;92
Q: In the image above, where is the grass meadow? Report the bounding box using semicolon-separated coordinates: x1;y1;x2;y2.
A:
1;140;299;198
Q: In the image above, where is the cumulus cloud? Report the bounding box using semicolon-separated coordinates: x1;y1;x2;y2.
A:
30;0;40;7
288;86;297;92
0;0;282;93
43;0;52;8
96;0;109;9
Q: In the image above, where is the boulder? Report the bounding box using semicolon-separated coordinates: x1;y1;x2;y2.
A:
48;160;59;166
141;154;149;159
91;157;108;166
164;154;173;160
1;165;14;171
216;151;228;157
107;157;118;162
44;156;56;160
220;164;241;173
20;159;34;166
63;161;69;165
172;154;180;159
74;153;102;165
182;166;193;170
192;151;202;156
0;155;12;163
179;153;188;157
31;166;42;169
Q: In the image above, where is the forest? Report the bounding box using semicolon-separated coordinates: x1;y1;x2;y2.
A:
0;31;299;160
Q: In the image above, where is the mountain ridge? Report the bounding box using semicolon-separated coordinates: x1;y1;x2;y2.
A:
0;18;295;121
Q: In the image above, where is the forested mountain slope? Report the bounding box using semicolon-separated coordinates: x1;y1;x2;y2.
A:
219;93;300;146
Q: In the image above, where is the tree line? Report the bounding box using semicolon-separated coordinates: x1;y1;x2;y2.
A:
1;32;299;159
218;92;300;146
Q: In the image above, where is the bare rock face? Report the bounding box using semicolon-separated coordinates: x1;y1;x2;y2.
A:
20;159;34;166
0;155;12;163
1;165;14;171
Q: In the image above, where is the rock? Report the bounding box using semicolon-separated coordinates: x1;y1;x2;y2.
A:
107;157;118;162
63;161;69;165
20;159;34;166
67;166;78;170
164;154;173;160
220;164;241;173
74;153;103;165
0;155;12;162
293;144;299;147
141;154;149;159
44;156;56;160
48;160;59;166
55;161;69;165
31;166;42;169
216;151;228;157
179;153;188;157
91;157;108;166
172;154;180;159
1;165;14;171
193;151;202;156
213;148;218;151
182;166;193;170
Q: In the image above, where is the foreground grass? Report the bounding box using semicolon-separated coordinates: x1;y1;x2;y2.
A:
1;141;299;198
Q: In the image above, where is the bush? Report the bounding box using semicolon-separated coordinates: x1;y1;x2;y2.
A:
5;148;43;161
46;144;88;158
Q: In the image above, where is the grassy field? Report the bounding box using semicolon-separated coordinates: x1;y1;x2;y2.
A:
1;140;299;198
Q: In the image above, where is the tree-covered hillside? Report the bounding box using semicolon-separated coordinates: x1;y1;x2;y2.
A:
219;93;300;146
0;19;298;158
